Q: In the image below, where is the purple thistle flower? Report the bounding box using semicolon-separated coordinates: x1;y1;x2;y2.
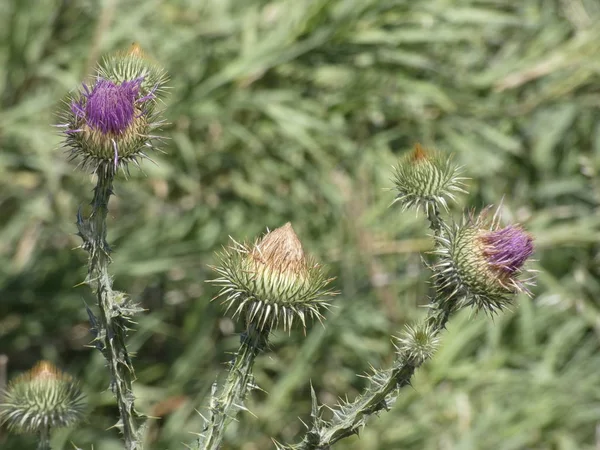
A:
72;78;147;135
61;75;165;176
480;225;534;275
433;209;535;314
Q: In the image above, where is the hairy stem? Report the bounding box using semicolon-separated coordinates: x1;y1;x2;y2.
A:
77;169;141;450
195;323;270;450
278;299;453;450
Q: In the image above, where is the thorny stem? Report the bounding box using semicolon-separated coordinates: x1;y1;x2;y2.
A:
277;297;452;450
77;168;141;450
195;323;270;450
426;203;444;237
273;201;453;449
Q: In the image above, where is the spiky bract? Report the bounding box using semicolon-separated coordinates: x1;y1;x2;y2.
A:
59;44;168;177
392;143;466;214
394;323;440;366
433;209;534;314
98;43;169;101
0;361;86;434
210;223;335;331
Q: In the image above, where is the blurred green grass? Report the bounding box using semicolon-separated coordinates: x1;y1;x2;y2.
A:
0;0;599;449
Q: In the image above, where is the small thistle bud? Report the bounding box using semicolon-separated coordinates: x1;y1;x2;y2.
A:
433;208;534;314
59;45;168;176
393;323;440;366
0;361;86;434
392;143;466;214
210;223;336;331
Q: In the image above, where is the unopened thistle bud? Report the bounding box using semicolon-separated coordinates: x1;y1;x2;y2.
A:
433;208;534;314
59;44;168;176
394;323;440;366
0;361;86;434
210;223;336;331
392;143;466;214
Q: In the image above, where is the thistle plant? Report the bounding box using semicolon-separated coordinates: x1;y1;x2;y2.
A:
0;361;85;450
193;223;335;450
275;143;534;449
57;44;168;450
40;53;531;450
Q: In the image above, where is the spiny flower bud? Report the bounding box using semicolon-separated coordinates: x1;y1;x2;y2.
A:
0;361;86;434
393;323;440;366
210;223;336;331
59;44;168;177
392;143;466;214
433;208;534;314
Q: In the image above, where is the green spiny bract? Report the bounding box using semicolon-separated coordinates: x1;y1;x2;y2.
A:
433;208;534;314
392;143;466;215
209;222;336;332
59;44;168;178
393;323;440;366
98;43;169;101
0;361;86;434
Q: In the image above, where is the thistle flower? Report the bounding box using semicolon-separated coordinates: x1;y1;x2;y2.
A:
393;323;440;366
392;143;466;214
59;45;168;176
210;223;336;331
433;208;534;314
0;361;86;434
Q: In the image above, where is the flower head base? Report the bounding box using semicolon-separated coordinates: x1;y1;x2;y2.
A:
210;223;336;332
433;209;534;314
392;143;466;214
59;45;168;177
0;361;86;434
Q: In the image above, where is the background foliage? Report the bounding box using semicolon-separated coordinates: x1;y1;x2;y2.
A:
1;0;599;449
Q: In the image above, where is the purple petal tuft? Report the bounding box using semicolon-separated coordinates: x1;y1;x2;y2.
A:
84;78;142;134
481;225;533;274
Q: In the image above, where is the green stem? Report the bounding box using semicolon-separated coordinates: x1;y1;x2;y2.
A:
279;299;453;450
78;168;140;450
427;203;444;236
37;426;51;450
195;323;270;450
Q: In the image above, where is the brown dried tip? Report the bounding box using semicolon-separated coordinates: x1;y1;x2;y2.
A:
411;142;428;162
30;361;66;381
126;42;146;58
251;222;307;276
118;42;153;62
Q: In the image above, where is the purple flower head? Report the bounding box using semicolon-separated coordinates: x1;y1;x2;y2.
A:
433;209;535;314
60;48;168;176
480;225;533;274
71;78;148;135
